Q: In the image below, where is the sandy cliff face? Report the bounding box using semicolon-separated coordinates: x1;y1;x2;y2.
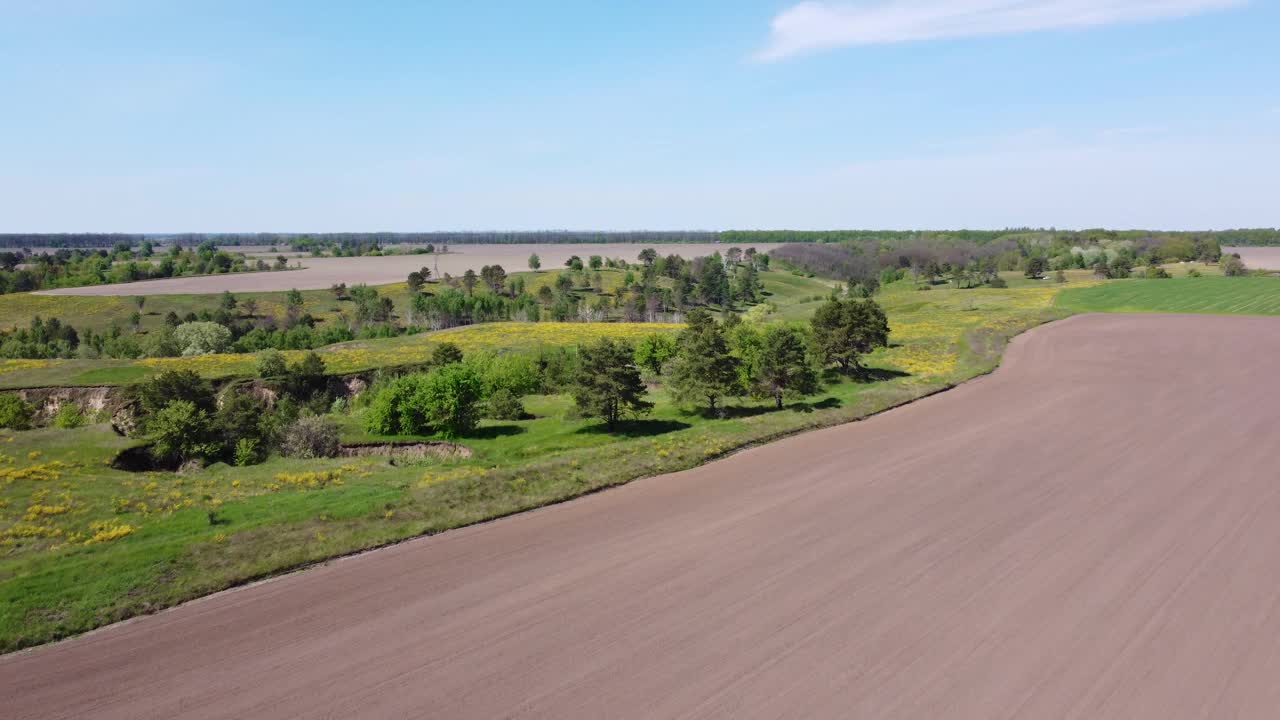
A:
14;386;128;427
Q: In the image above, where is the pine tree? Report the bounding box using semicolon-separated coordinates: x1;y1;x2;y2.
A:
809;298;890;375
668;310;739;414
573;339;652;431
753;325;819;409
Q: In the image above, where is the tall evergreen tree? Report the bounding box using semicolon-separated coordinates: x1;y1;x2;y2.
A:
668;309;739;414
572;338;652;431
753;325;819;409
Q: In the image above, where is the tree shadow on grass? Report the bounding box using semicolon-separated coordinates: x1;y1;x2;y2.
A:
717;404;774;419
858;367;911;383
466;424;526;439
575;419;691;438
789;396;843;413
821;367;911;384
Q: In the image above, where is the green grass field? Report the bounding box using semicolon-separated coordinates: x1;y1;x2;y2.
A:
1056;276;1280;315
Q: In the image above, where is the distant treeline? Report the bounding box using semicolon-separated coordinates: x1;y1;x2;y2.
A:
772;228;1231;289
4;228;1280;249
724;228;1280;247
0;231;718;249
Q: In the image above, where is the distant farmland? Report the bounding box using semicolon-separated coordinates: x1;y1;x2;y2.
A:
1057;276;1280;315
36;243;783;296
1224;246;1280;271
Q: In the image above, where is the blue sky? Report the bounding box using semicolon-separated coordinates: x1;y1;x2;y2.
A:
1;0;1276;232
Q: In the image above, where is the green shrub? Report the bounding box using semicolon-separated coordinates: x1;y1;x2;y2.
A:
1221;254;1247;276
0;395;34;430
136;370;215;418
364;364;482;438
465;352;541;397
256;349;287;378
1145;265;1172;279
52;403;85;429
431;342;464;366
365;374;432;436
634;333;677;375
233;438;261;466
141;327;181;358
283;351;328;402
485;388;525;421
147;400;217;466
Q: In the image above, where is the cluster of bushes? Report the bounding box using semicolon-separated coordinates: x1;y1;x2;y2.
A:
0;241;287;295
361;344;540;437
132;351;336;467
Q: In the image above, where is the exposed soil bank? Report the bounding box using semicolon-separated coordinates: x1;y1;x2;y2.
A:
7;314;1280;718
339;442;471;460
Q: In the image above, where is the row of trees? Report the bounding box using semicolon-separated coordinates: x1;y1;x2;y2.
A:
577;297;888;428
360;295;890;437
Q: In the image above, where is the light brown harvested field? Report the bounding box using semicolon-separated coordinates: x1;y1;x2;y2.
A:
1224;246;1280;270
36;243;782;296
5;313;1280;719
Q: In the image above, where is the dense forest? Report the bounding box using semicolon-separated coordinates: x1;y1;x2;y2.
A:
4;228;1279;250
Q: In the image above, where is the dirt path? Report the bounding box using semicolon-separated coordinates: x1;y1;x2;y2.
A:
5;314;1280;719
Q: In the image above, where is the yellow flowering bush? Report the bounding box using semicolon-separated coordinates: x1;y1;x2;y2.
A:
84;519;136;545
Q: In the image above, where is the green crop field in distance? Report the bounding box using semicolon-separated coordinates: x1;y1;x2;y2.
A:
1056;276;1280;316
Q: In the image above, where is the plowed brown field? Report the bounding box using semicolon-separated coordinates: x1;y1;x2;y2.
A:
5;314;1279;719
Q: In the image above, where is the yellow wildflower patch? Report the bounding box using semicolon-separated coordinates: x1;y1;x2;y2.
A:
84;520;136;545
272;470;345;490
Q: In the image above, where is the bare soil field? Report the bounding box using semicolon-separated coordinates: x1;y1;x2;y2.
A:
5;313;1280;719
36;243;781;295
1224;246;1280;270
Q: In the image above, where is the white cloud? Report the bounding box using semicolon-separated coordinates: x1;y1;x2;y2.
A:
755;0;1245;61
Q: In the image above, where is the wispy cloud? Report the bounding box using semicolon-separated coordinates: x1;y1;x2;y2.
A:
755;0;1246;61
